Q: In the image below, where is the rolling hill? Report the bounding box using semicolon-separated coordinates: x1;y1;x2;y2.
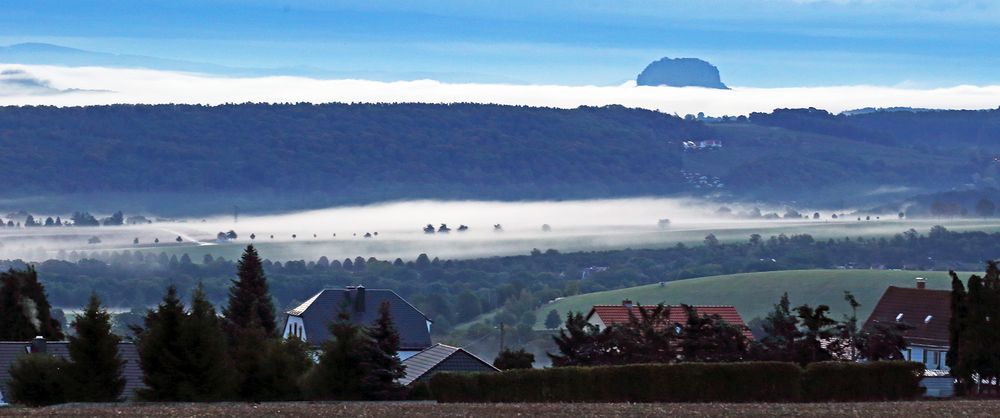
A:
534;269;968;330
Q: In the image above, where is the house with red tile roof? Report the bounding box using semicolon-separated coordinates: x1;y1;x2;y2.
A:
863;277;952;397
585;300;754;340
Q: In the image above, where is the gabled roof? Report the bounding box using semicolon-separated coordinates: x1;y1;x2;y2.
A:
399;343;499;386
586;304;754;340
285;287;432;350
0;341;143;400
863;286;951;347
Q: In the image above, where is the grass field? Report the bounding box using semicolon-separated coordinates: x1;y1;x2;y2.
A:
4;401;1000;417
534;269;972;329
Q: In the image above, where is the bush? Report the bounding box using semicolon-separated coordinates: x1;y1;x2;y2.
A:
7;354;73;406
430;362;801;403
431;361;926;403
802;361;925;401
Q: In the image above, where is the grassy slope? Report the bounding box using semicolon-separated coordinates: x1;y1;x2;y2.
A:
535;269;970;329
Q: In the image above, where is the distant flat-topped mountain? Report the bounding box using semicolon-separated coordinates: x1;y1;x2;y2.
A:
637;57;728;89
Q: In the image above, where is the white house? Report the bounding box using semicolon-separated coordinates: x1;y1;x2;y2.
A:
282;286;433;360
864;278;953;397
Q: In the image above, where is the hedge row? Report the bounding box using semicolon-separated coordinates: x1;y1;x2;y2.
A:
430;361;925;403
802;361;926;401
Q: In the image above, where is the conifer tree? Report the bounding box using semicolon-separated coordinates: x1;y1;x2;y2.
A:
0;268;63;340
68;293;126;402
223;245;277;336
304;308;370;400
135;285;188;401
222;245;278;400
177;284;236;401
947;270;969;393
256;337;312;401
360;301;407;400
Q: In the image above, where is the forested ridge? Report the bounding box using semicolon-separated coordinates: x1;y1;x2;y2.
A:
3;103;1000;213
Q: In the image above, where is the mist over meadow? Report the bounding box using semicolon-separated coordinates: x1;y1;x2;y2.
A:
4;197;997;263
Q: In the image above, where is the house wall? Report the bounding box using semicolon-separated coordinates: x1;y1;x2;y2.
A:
921;376;955;398
904;345;949;371
282;316;307;341
587;315;606;330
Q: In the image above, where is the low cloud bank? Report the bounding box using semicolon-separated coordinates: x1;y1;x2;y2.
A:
0;64;998;115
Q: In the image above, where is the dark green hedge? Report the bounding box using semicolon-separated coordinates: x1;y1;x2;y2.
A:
430;361;927;403
430;362;801;403
802;361;925;401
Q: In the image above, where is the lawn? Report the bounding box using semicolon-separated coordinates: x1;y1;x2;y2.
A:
3;401;999;417
534;269;972;329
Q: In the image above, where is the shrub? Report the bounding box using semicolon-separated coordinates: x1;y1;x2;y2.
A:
802;361;925;401
7;354;73;407
431;362;802;403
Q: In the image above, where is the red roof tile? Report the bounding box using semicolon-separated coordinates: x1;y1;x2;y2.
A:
586;304;754;340
863;286;951;347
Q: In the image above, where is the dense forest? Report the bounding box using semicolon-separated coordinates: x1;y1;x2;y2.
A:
2;103;1000;214
4;225;997;339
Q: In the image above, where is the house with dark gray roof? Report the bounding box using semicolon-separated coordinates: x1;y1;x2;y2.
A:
0;337;144;402
283;285;433;359
399;343;499;386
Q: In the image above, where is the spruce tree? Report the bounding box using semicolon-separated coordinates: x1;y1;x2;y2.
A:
304;308;370;400
177;284;236;401
222;245;278;400
68;293;126;402
135;285;188;401
256;337;312;401
223;245;277;336
0;270;35;340
0;268;63;340
947;270;969;393
360;301;406;400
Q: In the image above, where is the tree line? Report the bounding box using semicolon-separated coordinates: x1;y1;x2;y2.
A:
3;245;412;406
3;225;999;344
548;292;908;367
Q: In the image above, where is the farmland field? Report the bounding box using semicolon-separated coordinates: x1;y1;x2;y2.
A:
3;401;1000;417
533;269;973;329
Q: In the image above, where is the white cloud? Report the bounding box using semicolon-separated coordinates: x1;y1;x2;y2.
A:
0;64;998;116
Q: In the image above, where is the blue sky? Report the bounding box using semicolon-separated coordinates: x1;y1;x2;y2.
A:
1;0;999;87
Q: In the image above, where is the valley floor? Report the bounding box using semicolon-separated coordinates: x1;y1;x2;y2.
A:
3;400;1000;417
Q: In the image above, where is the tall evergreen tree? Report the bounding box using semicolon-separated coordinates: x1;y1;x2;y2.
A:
947;270;969;394
304;307;370;400
223;245;277;336
177;284;236;401
67;293;126;402
134;285;188;401
360;301;407;400
0;268;63;340
222;245;278;400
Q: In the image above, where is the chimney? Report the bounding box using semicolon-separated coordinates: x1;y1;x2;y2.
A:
353;285;366;313
622;299;633;309
916;277;926;290
29;336;46;354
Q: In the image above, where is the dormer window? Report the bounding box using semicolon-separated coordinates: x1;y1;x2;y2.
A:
924;315;933;324
896;313;904;322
